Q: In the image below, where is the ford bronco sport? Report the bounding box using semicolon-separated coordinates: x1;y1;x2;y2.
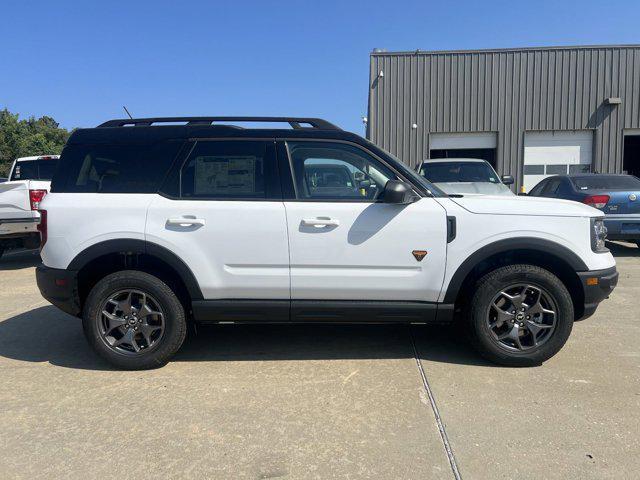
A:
36;117;618;370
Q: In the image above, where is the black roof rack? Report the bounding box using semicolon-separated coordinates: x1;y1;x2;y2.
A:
98;116;341;130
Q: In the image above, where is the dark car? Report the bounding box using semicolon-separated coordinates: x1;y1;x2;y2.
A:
528;174;640;247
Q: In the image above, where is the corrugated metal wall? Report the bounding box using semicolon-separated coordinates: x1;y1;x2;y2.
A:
368;45;640;188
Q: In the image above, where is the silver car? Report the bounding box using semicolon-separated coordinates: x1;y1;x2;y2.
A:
419;158;514;195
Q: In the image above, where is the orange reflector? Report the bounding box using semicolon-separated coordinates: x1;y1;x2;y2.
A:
586;277;599;286
55;279;67;286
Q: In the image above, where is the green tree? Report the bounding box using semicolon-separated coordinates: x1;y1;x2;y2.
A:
0;108;70;177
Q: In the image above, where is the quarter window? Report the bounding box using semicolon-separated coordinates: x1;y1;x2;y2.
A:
54;141;183;193
180;141;278;199
287;141;396;201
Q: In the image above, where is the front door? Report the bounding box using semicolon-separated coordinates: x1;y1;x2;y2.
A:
145;139;290;300
280;140;448;302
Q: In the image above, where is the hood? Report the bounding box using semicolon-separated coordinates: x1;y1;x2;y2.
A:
434;181;513;196
451;194;603;218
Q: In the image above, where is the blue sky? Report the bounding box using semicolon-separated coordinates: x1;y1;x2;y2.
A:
2;0;639;134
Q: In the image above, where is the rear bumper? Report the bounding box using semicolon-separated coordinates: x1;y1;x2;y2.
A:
0;217;39;236
604;215;640;240
36;265;81;316
577;266;618;320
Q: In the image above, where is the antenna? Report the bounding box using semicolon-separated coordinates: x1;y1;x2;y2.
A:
122;106;133;119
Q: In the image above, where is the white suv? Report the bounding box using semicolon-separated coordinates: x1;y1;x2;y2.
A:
36;117;618;370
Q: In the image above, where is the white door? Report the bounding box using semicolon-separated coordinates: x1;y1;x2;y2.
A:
524;131;593;192
145;140;290;299
282;140;448;302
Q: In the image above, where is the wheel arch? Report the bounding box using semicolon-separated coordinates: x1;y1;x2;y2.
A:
444;238;587;320
69;239;203;310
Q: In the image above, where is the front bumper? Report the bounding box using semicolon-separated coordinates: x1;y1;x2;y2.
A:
577;266;618;320
36;265;81;317
603;215;640;240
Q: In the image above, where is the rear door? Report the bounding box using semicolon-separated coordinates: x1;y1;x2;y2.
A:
145;139;290;301
279;139;447;303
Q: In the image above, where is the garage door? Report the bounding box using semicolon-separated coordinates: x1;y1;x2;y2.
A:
523;131;593;192
429;132;498;167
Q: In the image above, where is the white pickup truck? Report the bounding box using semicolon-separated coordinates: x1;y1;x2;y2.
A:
0;155;59;258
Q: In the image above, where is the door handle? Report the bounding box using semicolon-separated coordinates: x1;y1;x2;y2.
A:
301;217;340;227
167;217;206;227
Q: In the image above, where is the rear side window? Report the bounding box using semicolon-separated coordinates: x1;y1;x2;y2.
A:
180;140;279;200
53;141;183;193
10;160;59;181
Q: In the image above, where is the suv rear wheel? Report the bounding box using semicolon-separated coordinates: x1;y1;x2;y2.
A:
467;264;574;367
83;270;187;370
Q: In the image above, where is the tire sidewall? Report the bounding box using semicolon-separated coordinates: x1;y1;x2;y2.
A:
83;271;186;370
469;265;574;366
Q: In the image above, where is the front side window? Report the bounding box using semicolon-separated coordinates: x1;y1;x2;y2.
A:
420;161;500;184
287;141;396;201
180;141;278;199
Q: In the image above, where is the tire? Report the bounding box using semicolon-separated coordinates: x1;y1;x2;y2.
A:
467;264;574;367
83;270;187;370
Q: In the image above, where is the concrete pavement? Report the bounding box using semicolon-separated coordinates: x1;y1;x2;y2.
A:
0;245;638;479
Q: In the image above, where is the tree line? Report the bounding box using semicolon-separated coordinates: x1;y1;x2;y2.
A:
0;108;70;177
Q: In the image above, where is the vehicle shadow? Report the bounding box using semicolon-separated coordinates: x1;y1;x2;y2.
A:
0;249;41;270
607;241;640;258
0;306;492;370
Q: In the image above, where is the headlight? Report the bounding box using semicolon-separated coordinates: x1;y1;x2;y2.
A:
591;218;608;252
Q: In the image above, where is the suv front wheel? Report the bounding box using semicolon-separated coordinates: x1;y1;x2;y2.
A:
83;270;187;370
467;264;574;367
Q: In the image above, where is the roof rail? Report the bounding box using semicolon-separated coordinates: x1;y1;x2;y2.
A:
97;116;341;130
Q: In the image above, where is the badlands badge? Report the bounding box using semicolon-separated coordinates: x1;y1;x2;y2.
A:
412;250;428;261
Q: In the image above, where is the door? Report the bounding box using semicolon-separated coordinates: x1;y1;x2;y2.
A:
523;131;593;192
145;139;290;300
281;140;448;302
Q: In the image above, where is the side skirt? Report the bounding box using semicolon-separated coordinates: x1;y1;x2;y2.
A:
192;300;454;324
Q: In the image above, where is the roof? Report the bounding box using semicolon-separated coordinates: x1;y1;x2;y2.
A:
68;117;359;145
422;158;489;164
371;44;640;57
15;155;60;162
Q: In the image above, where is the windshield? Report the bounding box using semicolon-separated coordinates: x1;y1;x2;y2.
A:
572;175;640;191
10;159;58;181
420;161;501;184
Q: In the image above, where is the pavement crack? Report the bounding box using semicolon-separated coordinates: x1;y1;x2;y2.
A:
409;327;462;480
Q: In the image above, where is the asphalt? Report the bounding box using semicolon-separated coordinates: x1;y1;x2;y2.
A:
0;244;638;479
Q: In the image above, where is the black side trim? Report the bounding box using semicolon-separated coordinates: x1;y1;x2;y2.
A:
67;239;203;300
192;299;454;324
447;216;456;243
443;237;590;303
193;300;290;323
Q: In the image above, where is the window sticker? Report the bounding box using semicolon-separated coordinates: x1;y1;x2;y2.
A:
194;156;256;195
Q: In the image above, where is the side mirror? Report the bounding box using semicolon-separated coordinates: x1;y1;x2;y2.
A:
383;180;418;204
501;175;515;185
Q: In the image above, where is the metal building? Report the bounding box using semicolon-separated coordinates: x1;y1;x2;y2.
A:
367;45;640;191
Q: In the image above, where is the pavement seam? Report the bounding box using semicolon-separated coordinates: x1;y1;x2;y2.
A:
409;327;462;480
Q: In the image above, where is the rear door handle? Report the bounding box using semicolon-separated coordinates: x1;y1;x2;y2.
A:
301;217;340;227
167;217;206;227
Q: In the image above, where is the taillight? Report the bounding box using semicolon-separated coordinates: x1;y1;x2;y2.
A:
37;210;47;249
583;195;610;209
29;189;47;210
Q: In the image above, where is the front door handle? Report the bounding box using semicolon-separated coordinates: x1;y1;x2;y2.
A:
167;217;206;227
301;217;340;227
